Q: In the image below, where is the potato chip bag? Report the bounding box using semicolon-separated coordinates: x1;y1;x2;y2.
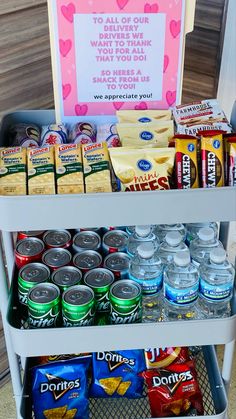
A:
144;347;190;369
116;110;172;124
109;148;175;192
90;350;145;398
32;357;90;419
116;121;174;148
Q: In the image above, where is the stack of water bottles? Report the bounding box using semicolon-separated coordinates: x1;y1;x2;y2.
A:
127;222;235;322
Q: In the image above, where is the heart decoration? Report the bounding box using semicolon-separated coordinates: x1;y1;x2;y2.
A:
75;104;88;116
166;91;176;107
116;0;129;10
135;102;148;111
164;55;169;73
63;84;72;100
170;20;181;38
59;39;72;57
113;102;124;111
61;3;76;23
144;3;159;13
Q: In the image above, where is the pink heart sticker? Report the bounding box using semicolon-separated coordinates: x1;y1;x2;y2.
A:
113;102;124;111
61;3;75;23
63;84;72;100
166;91;176;107
135;102;148;111
170;20;181;38
144;3;159;13
59;39;72;57
164;55;169;73
117;0;129;10
75;104;88;116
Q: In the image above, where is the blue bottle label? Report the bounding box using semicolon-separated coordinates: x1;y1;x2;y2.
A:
199;278;233;301
129;273;163;295
164;283;199;305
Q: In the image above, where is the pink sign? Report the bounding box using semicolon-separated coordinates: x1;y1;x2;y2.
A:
49;0;186;118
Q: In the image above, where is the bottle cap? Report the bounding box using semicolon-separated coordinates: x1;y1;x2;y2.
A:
135;225;151;237
165;231;182;246
174;251;191;267
137;242;155;259
210;248;226;264
198;227;214;241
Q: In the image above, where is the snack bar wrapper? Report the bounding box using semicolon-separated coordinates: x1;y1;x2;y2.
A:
116;121;174;148
117;110;172;124
96;124;121;148
109;148;175;192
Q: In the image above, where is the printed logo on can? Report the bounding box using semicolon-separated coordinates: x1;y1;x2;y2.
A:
137;159;152;172
140;131;154;141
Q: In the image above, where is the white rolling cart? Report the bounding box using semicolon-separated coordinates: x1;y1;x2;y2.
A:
0;110;235;419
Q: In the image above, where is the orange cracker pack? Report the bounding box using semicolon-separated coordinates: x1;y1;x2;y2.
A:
175;135;199;189
200;130;225;188
109;148;175;192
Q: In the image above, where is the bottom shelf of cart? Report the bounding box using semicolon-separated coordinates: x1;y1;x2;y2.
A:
20;346;228;419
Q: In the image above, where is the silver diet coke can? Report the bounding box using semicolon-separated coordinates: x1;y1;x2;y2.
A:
102;230;129;256
72;231;101;253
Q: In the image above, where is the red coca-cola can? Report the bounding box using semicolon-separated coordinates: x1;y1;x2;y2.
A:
43;230;72;250
42;248;72;271
15;238;45;269
17;231;45;241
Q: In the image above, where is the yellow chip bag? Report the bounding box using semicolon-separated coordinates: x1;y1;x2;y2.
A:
109;147;175;192
116;109;172;123
99;377;122;396
116;121;174;148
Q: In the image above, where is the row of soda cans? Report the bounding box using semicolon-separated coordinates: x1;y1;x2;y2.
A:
16;228;142;328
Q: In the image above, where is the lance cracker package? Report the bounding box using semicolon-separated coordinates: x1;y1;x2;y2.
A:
116;121;174;148
90;350;145;399
116;110;172;124
200;130;225;188
109;148;175;192
0;147;27;195
175;135;199;189
55;144;84;194
28;146;55;195
82;142;112;193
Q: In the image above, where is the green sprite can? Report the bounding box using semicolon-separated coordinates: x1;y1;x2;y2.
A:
28;283;60;329
109;280;142;324
18;263;50;307
84;268;114;313
51;266;82;292
62;285;95;327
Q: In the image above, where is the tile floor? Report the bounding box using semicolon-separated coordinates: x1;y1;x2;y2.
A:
0;346;235;419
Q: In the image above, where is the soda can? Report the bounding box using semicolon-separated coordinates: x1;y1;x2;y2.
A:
52;266;82;292
75;227;102;235
17;231;45;241
70;122;96;145
62;285;95;327
84;268;114;313
95;313;109;326
28;283;60;328
9;123;41;148
41;124;68;146
72;231;101;254
109;280;142;324
18;263;50;307
102;230;129;255
15;238;45;269
42;248;72;271
43;230;72;249
102;226;126;234
126;226;135;236
73;250;102;273
104;252;130;280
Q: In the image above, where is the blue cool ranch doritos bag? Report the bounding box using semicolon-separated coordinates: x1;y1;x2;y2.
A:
90;350;145;399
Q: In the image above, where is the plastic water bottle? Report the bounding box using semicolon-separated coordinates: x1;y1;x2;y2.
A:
185;222;218;246
155;224;186;243
129;243;164;323
190;227;223;267
163;251;199;321
198;248;235;319
158;231;188;266
127;225;159;258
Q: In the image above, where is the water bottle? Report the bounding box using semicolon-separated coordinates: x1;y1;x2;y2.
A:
129;243;164;323
198;248;235;319
155;224;186;243
163;251;199;321
190;227;223;267
185;222;218;246
127;225;159;258
126;226;135;236
158;231;188;266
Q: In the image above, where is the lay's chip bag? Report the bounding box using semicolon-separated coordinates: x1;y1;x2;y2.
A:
90;350;145;399
31;356;91;419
